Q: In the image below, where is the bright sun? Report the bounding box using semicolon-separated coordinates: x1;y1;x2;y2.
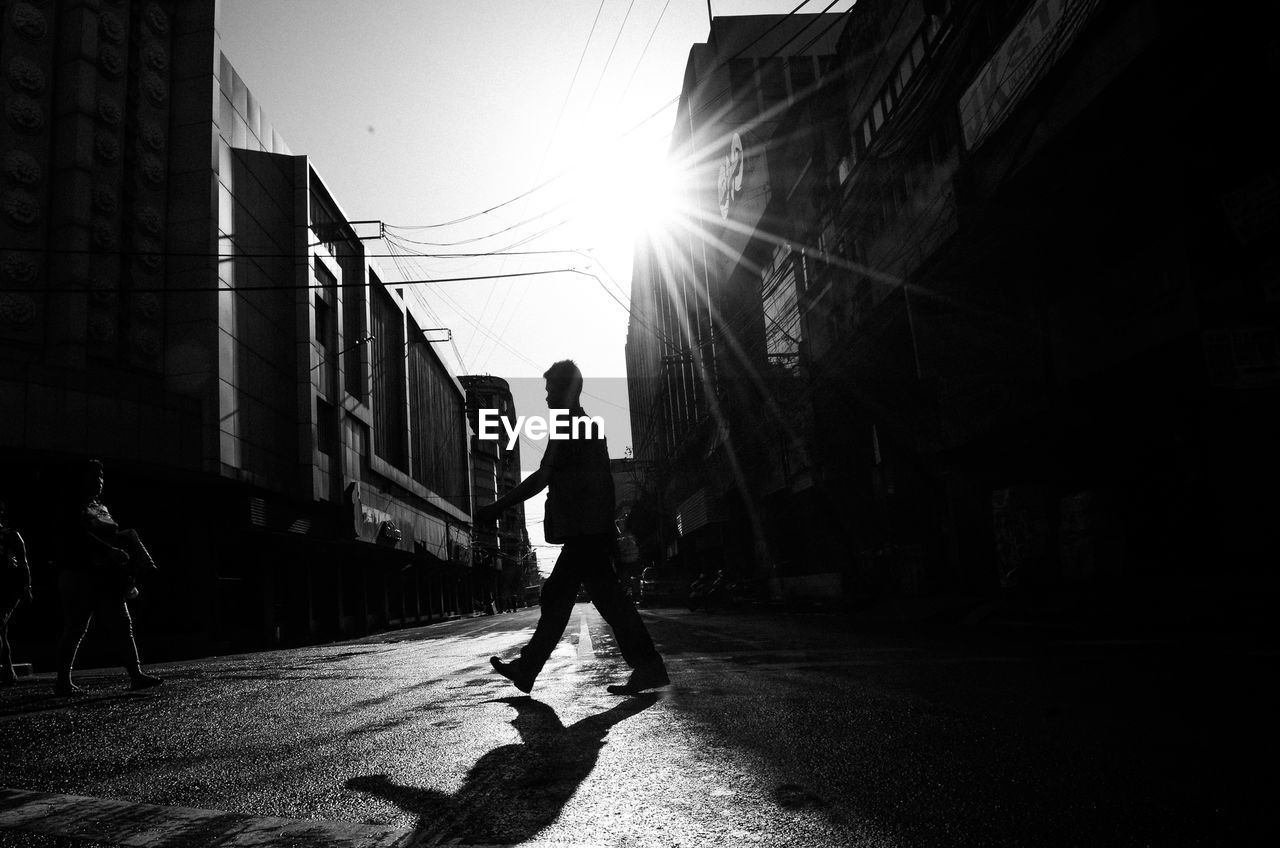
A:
622;150;679;235
567;136;681;241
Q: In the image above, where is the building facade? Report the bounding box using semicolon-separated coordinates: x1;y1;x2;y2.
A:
1;0;474;662
461;374;538;611
625;13;849;597
630;0;1280;603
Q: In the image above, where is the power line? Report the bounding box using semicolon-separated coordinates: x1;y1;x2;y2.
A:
0;268;585;295
0;243;598;261
540;0;611;170
381;237;472;375
585;0;640;113
387;0;611;234
384;195;577;247
382;238;543;371
383;231;684;355
619;0;674;102
381;3;846;239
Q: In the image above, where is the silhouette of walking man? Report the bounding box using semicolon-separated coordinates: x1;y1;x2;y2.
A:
476;360;668;696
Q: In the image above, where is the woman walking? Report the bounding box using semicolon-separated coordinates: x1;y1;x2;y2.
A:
1;500;33;686
54;460;162;695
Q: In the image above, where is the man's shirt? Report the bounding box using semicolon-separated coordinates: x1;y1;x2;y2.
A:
539;407;616;542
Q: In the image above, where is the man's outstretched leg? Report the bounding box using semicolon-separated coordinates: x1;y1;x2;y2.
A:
578;535;669;695
491;543;582;693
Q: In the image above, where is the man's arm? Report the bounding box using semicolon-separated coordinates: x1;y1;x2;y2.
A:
475;441;559;526
475;465;550;526
12;530;32;600
78;511;130;564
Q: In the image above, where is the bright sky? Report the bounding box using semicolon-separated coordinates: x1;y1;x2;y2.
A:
218;0;855;564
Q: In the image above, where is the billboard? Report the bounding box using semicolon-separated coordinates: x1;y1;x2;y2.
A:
958;0;1101;150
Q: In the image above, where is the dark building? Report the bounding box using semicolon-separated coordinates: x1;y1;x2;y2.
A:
802;0;1280;598
628;0;1280;604
609;456;649;574
625;12;850;597
1;0;474;662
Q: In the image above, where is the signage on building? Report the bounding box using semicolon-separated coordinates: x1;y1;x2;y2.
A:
717;132;745;219
957;0;1100;151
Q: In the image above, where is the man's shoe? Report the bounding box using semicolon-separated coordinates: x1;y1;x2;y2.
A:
490;656;534;694
130;672;163;691
53;681;87;696
607;660;670;695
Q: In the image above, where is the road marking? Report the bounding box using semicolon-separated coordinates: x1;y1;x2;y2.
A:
576;613;595;659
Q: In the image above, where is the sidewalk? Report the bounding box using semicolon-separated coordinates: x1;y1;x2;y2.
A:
3;663;33;679
752;577;1280;646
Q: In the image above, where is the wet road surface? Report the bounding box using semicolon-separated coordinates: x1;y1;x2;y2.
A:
1;603;1274;846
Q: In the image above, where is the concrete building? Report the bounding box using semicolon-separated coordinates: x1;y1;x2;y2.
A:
609;456;649;575
632;0;1280;604
625;12;849;595
460;374;538;611
785;0;1280;598
0;0;473;663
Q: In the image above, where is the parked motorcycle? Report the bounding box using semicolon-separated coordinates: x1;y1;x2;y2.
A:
688;570;729;612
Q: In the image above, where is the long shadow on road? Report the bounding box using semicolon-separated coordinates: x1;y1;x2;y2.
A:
346;694;656;845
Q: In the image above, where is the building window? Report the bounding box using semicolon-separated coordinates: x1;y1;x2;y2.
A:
408;323;469;513
315;295;333;345
762;248;804;370
314;270;335;400
853;10;954;160
789;57;816;96
343;269;367;402
729;58;755;105
370;283;408;471
343;413;369;480
317;397;335;456
911;34;926;67
760;61;787;103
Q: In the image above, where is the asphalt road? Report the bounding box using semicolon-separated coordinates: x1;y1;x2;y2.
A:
1;603;1275;846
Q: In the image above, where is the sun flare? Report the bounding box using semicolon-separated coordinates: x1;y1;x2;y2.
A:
566;137;685;242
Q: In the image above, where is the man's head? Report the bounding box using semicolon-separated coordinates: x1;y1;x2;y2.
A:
81;459;104;501
543;359;583;409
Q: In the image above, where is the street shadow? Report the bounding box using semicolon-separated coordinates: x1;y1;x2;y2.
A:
345;694;657;844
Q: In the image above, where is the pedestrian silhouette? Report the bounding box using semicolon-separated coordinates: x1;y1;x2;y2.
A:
345;694;656;843
53;460;162;695
475;360;668;695
1;499;33;686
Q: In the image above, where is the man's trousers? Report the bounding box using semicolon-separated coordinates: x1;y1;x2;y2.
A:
519;533;660;678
